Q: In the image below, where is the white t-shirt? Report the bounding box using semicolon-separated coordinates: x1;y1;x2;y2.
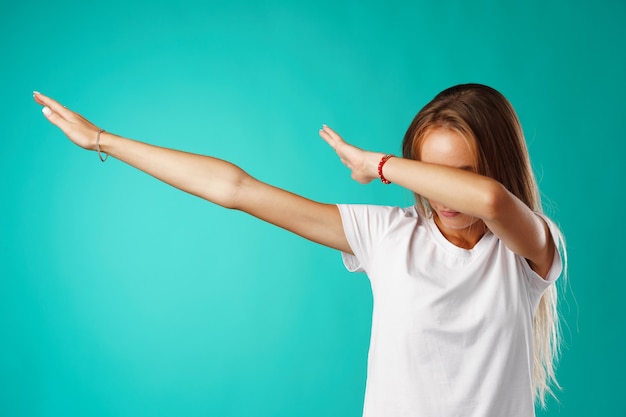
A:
338;204;562;417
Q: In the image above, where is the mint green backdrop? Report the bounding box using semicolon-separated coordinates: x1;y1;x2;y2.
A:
1;0;624;416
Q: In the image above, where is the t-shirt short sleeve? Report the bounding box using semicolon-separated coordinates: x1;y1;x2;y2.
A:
337;204;413;273
523;213;565;295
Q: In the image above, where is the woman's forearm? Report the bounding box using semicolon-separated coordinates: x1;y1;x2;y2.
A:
381;156;503;220
98;132;248;208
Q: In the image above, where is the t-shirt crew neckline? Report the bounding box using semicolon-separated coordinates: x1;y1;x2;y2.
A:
424;213;494;258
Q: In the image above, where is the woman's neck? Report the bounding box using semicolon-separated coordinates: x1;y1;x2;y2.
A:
433;216;487;249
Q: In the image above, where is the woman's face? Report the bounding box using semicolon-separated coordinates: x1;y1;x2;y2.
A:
419;128;484;234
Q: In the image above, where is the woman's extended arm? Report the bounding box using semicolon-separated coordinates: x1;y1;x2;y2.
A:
34;92;351;254
319;125;556;278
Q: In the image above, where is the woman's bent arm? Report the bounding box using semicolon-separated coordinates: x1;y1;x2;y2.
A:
34;93;351;254
384;157;555;277
319;125;556;278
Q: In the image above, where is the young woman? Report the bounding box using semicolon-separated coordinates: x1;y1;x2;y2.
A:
33;84;565;417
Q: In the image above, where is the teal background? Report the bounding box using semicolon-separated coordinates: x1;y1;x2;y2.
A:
1;0;624;416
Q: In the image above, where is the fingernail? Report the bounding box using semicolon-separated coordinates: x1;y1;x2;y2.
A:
33;91;41;95
42;106;52;116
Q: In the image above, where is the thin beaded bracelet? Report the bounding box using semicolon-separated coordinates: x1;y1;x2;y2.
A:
377;154;394;184
95;129;108;162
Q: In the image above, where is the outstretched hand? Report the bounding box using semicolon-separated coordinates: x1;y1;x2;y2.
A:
33;92;103;150
319;125;381;184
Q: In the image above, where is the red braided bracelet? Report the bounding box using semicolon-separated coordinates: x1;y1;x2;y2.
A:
377;154;394;184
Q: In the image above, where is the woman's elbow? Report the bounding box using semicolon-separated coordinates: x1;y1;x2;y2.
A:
197;168;250;210
480;181;512;222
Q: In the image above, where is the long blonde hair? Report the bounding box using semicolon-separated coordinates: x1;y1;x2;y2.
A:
401;84;566;407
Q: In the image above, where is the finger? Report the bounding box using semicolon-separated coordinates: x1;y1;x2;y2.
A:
319;126;342;149
33;91;45;106
319;128;336;148
322;125;345;144
41;106;72;133
33;92;74;120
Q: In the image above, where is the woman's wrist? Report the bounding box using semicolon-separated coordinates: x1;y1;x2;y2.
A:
369;152;384;175
376;153;395;184
90;130;117;162
93;131;114;151
94;129;107;161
